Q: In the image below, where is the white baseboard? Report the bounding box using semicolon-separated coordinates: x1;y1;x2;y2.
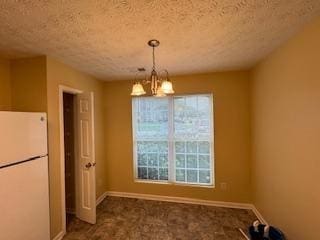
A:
96;191;108;206
105;191;267;224
251;205;268;224
91;191;268;235
52;231;65;240
105;191;253;209
53;193;106;240
64;191;267;225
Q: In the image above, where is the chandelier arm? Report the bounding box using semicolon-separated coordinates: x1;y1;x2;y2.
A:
134;71;148;84
142;79;151;85
133;72;140;83
157;69;169;83
164;69;170;80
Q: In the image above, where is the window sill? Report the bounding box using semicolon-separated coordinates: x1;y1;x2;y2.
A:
134;179;215;189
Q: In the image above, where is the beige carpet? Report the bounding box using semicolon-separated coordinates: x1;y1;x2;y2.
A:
63;196;256;240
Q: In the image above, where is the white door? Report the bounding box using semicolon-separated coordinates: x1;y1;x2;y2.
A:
75;92;96;224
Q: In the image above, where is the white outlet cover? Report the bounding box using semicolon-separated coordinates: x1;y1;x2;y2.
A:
220;182;227;190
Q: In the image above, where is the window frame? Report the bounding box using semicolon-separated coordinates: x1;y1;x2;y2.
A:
132;93;215;188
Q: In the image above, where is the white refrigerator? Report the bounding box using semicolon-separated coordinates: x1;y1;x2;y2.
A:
0;111;50;240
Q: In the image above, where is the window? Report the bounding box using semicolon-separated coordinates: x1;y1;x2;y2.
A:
132;94;214;186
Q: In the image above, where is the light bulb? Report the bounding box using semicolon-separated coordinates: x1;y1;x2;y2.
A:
161;80;174;94
131;83;146;96
155;86;166;97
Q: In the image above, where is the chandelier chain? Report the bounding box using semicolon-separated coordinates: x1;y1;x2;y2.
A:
152;46;156;70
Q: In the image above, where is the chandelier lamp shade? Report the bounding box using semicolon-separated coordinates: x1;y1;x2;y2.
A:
131;39;175;97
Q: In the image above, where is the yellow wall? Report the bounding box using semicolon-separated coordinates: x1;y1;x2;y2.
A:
46;57;106;238
11;57;47;112
0;58;11;110
1;56;107;238
251;16;320;240
104;71;252;203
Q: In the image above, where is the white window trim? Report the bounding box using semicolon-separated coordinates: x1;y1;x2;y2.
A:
132;94;215;188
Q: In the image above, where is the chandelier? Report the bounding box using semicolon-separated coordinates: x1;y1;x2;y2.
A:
131;39;174;97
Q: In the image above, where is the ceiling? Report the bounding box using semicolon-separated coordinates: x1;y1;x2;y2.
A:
0;1;319;81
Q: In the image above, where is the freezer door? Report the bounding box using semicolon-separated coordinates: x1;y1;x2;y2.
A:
0;112;47;167
0;156;50;240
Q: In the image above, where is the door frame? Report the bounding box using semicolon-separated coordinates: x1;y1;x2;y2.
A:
58;85;82;236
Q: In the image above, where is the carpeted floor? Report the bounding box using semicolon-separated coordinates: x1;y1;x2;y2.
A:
63;196;256;240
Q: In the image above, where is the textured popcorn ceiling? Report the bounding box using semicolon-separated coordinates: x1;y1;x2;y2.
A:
0;1;319;80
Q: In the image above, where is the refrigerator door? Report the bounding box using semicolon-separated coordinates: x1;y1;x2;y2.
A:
0;112;48;167
0;156;50;240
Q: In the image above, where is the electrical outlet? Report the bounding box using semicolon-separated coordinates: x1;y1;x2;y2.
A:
220;182;227;191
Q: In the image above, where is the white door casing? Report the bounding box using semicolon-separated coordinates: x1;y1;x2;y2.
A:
75;92;96;224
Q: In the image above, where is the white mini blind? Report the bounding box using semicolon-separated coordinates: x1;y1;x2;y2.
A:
132;94;214;186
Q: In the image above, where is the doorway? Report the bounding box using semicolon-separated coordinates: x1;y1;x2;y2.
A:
59;85;97;237
63;93;76;227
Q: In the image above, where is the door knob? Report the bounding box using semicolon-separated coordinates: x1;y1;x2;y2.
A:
85;162;92;168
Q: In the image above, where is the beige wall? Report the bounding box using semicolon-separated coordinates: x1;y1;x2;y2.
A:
104;71;252;203
11;56;47;112
251;16;320;240
0;58;11;110
46;57;106;239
